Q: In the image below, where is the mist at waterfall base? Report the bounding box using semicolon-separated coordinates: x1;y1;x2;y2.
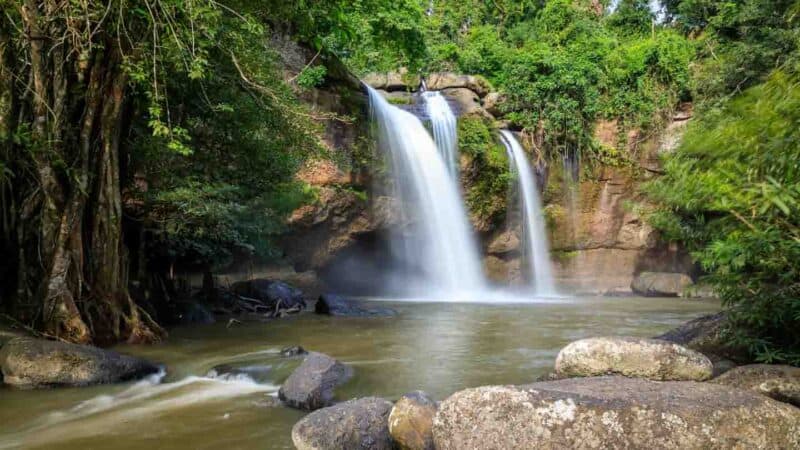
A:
336;86;562;303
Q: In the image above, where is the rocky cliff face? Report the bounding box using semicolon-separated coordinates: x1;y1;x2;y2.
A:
281;65;695;296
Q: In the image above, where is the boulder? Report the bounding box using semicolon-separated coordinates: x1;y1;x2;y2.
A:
315;294;396;317
655;312;746;364
440;88;491;119
364;70;419;92
482;92;506;117
278;352;353;410
426;73;490;97
292;397;394;450
389;391;438;450
230;279;306;310
486;229;520;256
631;271;693;297
0;337;161;389
711;364;800;407
555;336;713;381
432;377;800;450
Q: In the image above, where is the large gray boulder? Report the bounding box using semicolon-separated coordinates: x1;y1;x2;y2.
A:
389;391;438;450
363;70;419;92
0;337;161;389
555;336;713;381
278;352;353;410
426;73;491;97
440;88;491;119
711;364;800;407
432;377;800;450
292;397;394;450
631;271;693;297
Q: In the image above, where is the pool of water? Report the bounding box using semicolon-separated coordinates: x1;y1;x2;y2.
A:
0;296;719;449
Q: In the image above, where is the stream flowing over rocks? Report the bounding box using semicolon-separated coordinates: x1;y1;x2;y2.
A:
555;336;713;381
0;337;161;389
432;376;800;450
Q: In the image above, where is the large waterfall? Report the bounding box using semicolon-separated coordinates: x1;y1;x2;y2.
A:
423;91;459;177
500;131;558;296
367;86;486;297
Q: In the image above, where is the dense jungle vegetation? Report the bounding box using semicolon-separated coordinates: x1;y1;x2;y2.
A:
0;0;797;364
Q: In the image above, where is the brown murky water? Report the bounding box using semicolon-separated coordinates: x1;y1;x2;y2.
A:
0;297;719;449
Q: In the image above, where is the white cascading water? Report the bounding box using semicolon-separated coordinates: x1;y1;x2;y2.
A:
422;91;459;178
500;130;558;296
367;86;486;297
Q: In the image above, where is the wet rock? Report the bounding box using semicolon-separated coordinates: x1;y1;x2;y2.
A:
292;397;394;450
176;301;215;325
278;352;353;410
280;345;307;357
631;271;693;297
426;73;491;97
555;336;713;381
711;364;800;407
486;229;520;256
389;391;438;450
432;376;800;450
0;337;161;389
315;294;396;317
230;279;306;311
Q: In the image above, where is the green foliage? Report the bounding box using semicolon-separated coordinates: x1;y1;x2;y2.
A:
646;68;800;364
666;0;799;109
458;118;511;225
296;65;328;89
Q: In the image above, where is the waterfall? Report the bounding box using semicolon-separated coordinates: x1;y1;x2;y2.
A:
422;91;459;178
367;86;486;297
500;131;558;296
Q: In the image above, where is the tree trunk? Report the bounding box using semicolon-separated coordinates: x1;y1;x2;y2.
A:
7;1;165;344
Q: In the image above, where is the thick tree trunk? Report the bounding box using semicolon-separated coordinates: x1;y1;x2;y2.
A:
9;1;165;344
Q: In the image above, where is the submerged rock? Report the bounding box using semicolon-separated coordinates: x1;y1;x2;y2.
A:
631;271;693;297
389;391;438;450
432;377;800;450
278;352;353;410
230;279;306;311
292;397;394;450
0;337;161;389
315;294;396;317
711;364;800;407
280;345;308;357
555;336;713;381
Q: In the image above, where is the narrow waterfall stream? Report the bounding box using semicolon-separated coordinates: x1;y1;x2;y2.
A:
500;131;558;296
367;86;486;297
423;91;459;178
